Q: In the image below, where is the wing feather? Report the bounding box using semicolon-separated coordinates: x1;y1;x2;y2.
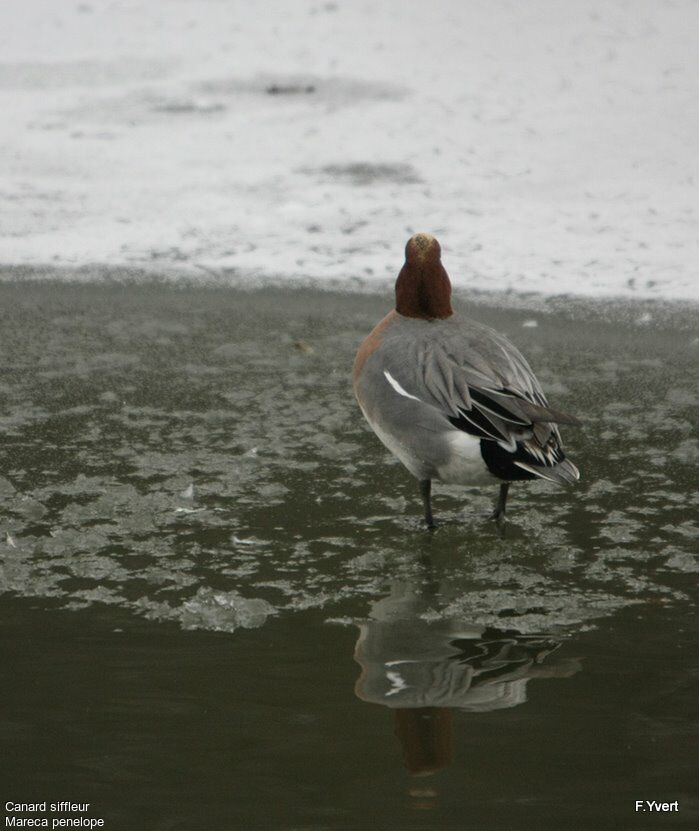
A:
410;320;580;474
377;316;580;479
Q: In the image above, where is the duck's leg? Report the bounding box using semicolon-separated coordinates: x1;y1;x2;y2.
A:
490;482;509;522
419;479;436;529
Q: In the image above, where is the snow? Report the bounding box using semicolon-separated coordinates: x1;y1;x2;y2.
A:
1;0;697;300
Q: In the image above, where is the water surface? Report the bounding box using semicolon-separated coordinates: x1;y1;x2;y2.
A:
0;281;696;829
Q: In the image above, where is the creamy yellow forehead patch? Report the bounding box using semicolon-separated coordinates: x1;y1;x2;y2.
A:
406;233;440;263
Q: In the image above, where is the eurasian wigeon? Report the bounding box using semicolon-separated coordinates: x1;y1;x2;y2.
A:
353;233;580;528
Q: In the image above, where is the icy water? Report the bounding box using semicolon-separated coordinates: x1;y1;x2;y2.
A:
0;280;697;830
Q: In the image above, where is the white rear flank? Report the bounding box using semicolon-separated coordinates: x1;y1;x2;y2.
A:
437;430;495;486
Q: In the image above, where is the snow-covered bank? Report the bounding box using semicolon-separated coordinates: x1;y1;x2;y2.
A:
1;0;697;300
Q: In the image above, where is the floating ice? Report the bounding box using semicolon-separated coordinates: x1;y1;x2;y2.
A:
178;589;276;633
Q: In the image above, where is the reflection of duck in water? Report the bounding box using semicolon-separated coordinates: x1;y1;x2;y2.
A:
354;581;580;776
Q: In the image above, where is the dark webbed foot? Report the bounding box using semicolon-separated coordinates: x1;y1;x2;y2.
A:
489;482;510;523
419;479;436;530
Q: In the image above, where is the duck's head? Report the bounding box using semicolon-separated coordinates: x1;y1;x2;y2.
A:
395;233;453;320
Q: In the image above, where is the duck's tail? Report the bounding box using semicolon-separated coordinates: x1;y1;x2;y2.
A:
513;457;580;486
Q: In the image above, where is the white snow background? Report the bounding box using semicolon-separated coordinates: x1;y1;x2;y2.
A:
1;0;697;300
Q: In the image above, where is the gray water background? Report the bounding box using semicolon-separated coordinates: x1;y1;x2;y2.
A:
0;280;697;829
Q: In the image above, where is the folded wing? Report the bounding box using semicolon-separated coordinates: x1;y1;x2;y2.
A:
389;321;580;484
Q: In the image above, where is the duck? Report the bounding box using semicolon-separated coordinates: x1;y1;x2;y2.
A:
353;233;580;528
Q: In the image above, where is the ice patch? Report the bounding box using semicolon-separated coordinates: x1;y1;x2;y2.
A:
178;589;276;633
0;0;697;301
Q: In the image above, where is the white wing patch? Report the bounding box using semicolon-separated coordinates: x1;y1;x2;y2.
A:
384;669;409;697
383;370;421;401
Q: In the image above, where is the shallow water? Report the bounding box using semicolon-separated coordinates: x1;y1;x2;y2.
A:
1;281;697;829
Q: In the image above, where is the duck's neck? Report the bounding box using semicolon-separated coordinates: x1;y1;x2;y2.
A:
395;261;453;320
